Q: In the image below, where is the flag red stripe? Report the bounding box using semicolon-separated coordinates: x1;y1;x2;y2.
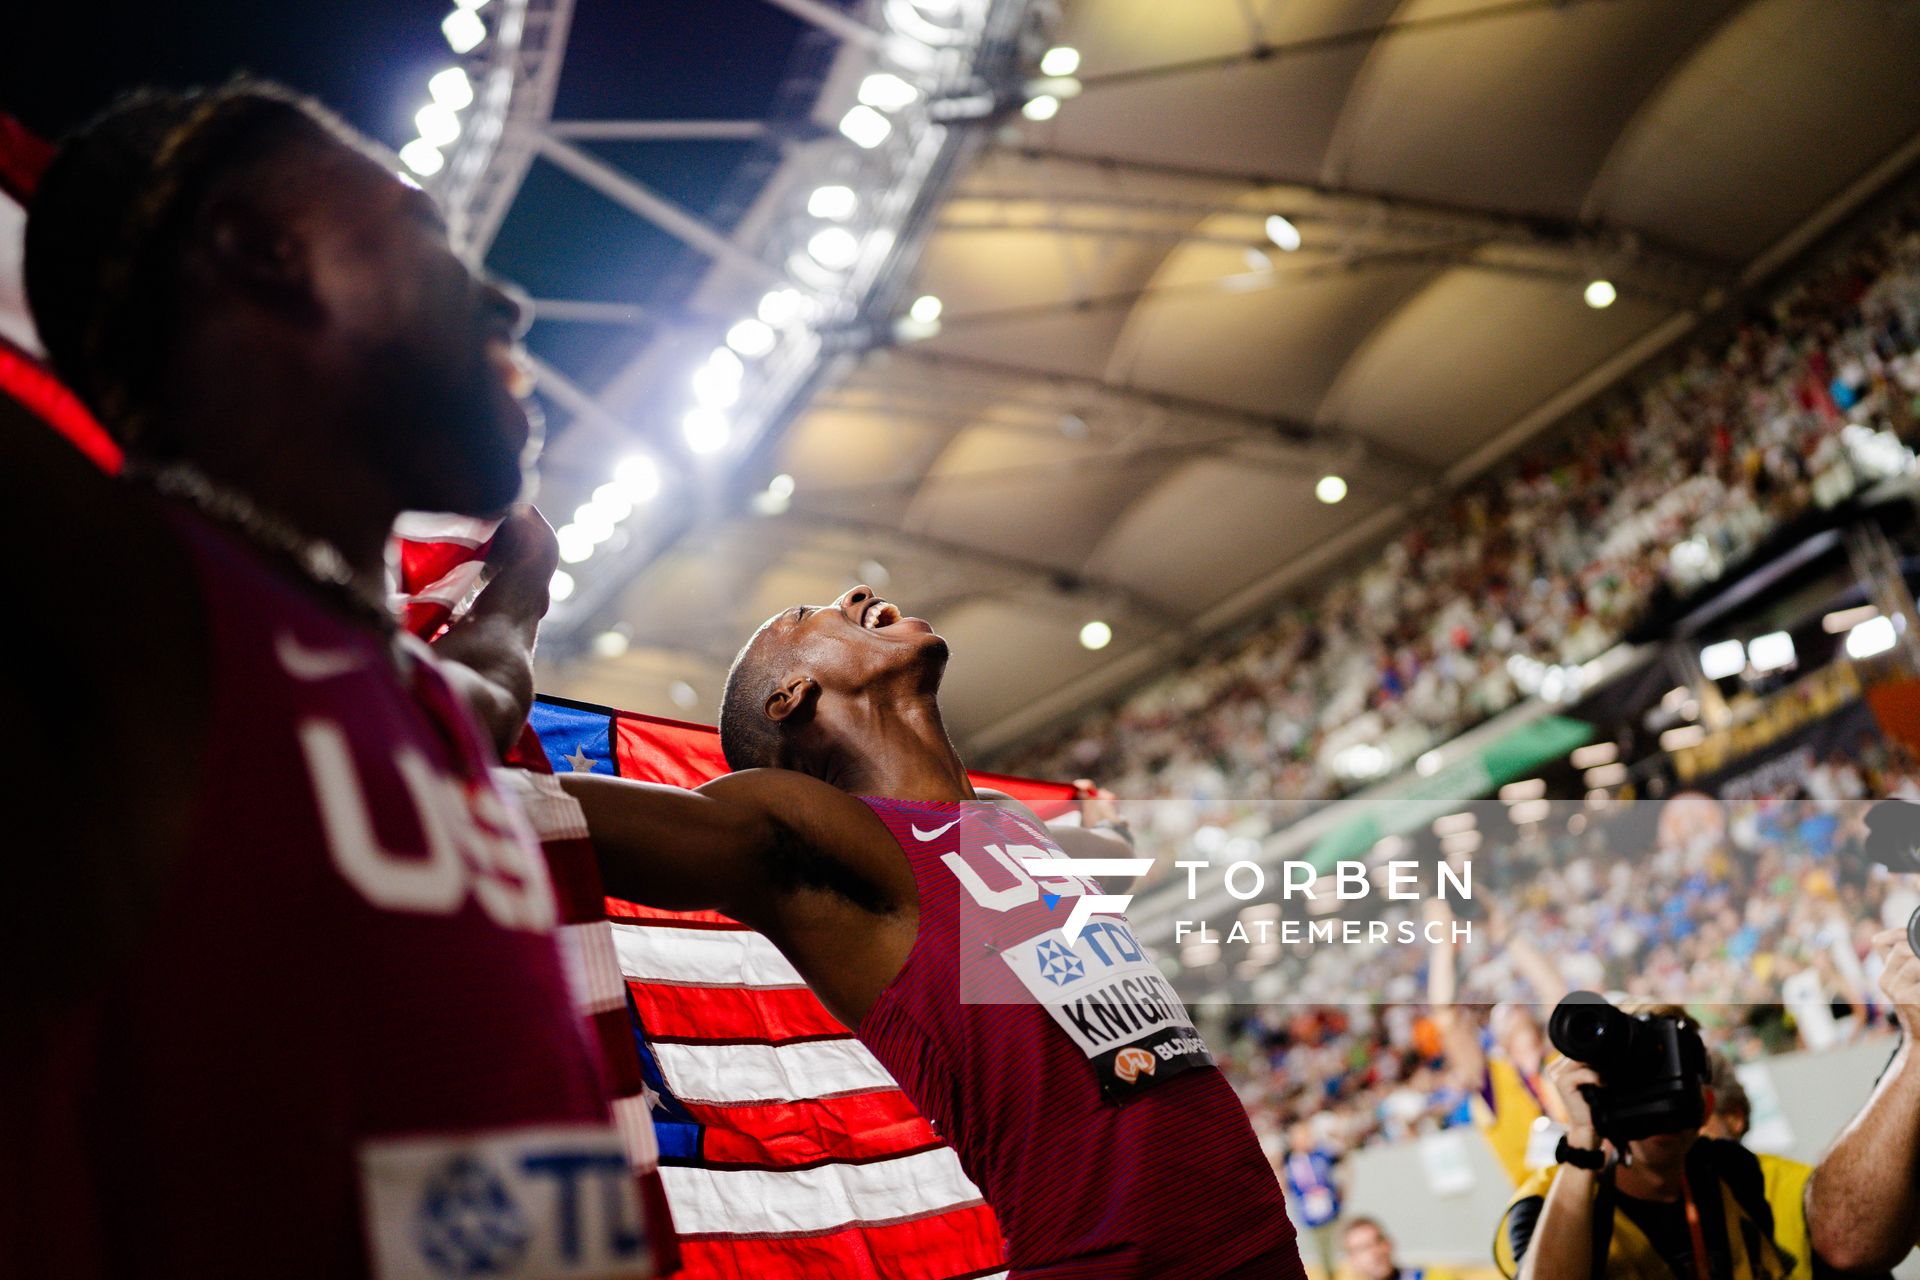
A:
673;1204;1003;1280
605;901;746;929
627;978;852;1045
683;1090;942;1170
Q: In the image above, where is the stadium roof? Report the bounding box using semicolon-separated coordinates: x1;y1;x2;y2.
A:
536;0;1920;755
11;2;1920;755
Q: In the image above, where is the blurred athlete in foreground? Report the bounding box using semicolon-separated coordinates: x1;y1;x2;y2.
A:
1;83;649;1277
563;584;1302;1279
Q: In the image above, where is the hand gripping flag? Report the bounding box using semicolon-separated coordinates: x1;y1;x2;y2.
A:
523;694;1079;1280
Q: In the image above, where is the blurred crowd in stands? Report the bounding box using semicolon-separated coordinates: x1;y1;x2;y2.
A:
1004;197;1920;851
1217;737;1920;1170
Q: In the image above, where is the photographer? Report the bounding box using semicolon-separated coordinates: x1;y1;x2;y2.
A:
1498;1000;1879;1280
1804;926;1920;1271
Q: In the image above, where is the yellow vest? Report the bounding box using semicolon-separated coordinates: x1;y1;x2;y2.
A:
1493;1159;1798;1279
1477;1058;1546;1186
1756;1153;1813;1280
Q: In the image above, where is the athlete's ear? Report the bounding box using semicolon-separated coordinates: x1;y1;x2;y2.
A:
764;675;818;725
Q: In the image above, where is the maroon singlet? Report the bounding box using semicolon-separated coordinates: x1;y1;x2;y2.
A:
857;798;1302;1280
0;509;651;1279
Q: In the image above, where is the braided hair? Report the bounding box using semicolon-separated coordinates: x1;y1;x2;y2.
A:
23;80;356;449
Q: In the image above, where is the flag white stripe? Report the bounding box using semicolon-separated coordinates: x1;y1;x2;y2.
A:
556;922;629;1015
611;921;806;990
613;1093;660;1170
658;1146;982;1237
650;1038;896;1105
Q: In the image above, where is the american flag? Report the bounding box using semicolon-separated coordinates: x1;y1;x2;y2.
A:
523;696;1080;1280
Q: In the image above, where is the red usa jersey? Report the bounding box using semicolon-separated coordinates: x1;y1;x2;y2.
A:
856;798;1300;1279
0;508;650;1279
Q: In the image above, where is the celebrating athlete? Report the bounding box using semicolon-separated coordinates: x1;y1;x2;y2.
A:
563;584;1303;1279
1;83;650;1277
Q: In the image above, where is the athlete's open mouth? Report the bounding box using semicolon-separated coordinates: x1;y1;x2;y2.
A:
487;336;536;400
861;599;902;630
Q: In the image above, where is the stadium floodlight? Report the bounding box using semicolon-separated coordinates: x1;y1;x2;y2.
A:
839;105;893;148
691;366;742;411
758;288;806;327
768;473;796;500
1699;638;1746;680
556;524;596;564
858;73;920;111
428;67;474;111
1021;94;1061;122
1823;604;1878;634
1584;278;1617;309
1748;630;1795;673
442;7;486;54
1315;474;1347;504
592;630;630;659
549;570;574;602
612;454;662;504
1265;214;1303;252
1040;45;1081;77
1848;614;1899;659
807;184;858;220
415;102;461;148
572;502;617;542
398;139;444;177
669;680;699;710
726;318;777;358
1079;619;1113;651
682;407;731;455
807;226;861;271
453;0;489;9
910;294;943;323
589;483;634;524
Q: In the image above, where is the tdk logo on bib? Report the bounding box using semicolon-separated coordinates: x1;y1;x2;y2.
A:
1002;921;1216;1102
360;1125;650;1279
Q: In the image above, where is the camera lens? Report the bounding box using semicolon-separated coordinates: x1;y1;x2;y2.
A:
1549;991;1627;1071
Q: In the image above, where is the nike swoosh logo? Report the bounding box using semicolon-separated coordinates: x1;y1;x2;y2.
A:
276;630;369;682
911;819;961;842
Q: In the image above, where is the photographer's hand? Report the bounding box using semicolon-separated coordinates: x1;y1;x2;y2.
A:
1518;1056;1606;1280
1805;927;1920;1270
1543;1056;1602;1152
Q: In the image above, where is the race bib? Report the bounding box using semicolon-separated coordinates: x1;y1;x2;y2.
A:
1000;918;1215;1102
359;1124;651;1279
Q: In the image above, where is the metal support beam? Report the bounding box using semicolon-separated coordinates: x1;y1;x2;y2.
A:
534;132;786;287
891;347;1433;480
531;298;655;326
524;352;632;440
550;119;771;141
755;0;885;49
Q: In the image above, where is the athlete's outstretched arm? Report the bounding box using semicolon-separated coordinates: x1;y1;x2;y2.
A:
559;771;790;917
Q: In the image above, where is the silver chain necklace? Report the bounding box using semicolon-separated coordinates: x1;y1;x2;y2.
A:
137;460;398;635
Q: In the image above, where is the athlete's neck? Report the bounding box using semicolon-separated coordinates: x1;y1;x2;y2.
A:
815;692;973;803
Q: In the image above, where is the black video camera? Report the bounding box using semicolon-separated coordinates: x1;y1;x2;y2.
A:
1547;992;1709;1143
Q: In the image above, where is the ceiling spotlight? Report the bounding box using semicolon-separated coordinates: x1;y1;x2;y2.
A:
682;407;731;455
442;7;486;54
807;184;858;220
398;139;444;177
691;348;744;408
668;679;699;710
591;630;630;659
572;502;617;542
556;524;596;564
1849;614;1899;659
1079;619;1113;651
1021;94;1061;122
909;294;943;324
767;473;796;500
1315;474;1347;504
726;317;777;358
1584;278;1617;309
428;67;474;110
612;454;662;504
1699;638;1746;680
857;72;920;111
1040;45;1081;77
758;288;806;327
807;226;861;271
839;104;893;149
549;570;575;602
1265;214;1302;252
415;102;461;148
589;483;634;523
